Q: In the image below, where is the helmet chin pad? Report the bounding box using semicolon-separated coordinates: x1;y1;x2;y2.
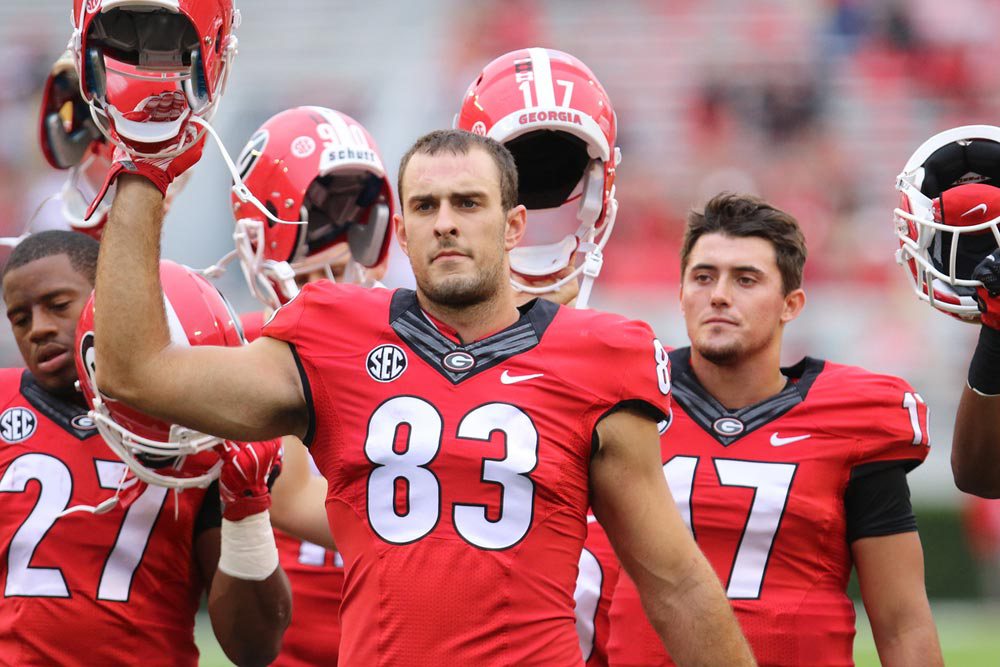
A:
510;235;578;277
87;8;199;70
921;139;1000;282
107;103;189;143
507;130;589;209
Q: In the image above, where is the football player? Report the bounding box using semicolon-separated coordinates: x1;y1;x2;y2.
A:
608;193;942;666
227;105;394;666
455;47;621;665
0;231;290;666
893;125;1000;498
92;125;754;665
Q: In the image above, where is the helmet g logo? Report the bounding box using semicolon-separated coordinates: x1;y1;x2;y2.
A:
367;344;407;382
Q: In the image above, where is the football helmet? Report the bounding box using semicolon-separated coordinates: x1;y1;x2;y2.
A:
75;260;245;489
894;125;1000;321
226;106;394;309
71;0;238;157
455;47;620;307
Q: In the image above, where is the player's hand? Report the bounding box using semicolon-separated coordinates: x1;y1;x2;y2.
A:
512;266;580;307
216;439;283;522
973;249;1000;330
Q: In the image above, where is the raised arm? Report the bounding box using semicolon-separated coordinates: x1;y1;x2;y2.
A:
95;175;307;441
590;408;755;666
954;256;1000;497
952;383;1000;498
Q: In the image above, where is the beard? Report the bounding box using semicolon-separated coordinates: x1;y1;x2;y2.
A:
417;251;506;308
694;327;773;367
695;339;744;366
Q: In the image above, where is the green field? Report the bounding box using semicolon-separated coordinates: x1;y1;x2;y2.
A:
196;602;1000;665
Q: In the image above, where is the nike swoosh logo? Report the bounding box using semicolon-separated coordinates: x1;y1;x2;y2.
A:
770;433;811;447
500;370;544;384
962;203;988;217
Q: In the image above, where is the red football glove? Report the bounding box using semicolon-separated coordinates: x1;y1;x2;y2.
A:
216;439;283;522
974;249;1000;330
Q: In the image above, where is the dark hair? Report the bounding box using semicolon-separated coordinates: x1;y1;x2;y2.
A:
681;192;807;294
397;129;519;211
2;230;100;285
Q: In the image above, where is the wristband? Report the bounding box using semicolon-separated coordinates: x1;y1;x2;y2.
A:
968;325;1000;396
218;510;279;581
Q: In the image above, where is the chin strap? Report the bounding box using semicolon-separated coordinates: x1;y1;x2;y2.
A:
509;195;617;310
575;246;604;310
58;465;147;518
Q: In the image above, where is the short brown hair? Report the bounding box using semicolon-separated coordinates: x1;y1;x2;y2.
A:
681;192;807;294
397;129;519;211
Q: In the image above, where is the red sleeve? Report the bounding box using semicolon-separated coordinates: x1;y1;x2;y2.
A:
261;287;311;343
851;373;930;472
260;283;380;448
260;285;326;447
607;319;671;423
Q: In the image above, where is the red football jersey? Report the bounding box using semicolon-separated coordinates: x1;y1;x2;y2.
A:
608;349;930;667
243;310;346;666
0;368;211;666
575;516;619;667
262;284;670;666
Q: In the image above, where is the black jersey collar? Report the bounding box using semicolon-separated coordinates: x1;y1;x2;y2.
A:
388;290;559;384
20;370;99;440
667;347;825;446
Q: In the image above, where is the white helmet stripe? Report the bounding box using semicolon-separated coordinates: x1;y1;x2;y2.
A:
315;106;361;148
528;47;556;108
163;293;191;347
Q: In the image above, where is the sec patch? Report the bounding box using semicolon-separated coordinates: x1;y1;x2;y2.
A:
0;407;37;443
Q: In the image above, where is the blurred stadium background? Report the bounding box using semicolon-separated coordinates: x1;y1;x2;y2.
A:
3;0;1000;663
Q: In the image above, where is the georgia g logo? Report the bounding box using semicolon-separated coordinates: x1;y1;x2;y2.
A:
0;407;37;443
366;344;407;382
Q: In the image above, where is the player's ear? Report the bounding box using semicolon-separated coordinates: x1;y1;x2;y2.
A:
394;213;410;257
781;288;806;324
504;204;527;251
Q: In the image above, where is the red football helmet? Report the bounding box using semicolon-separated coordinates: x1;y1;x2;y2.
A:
227;106;394;309
75;260;245;489
71;0;238;157
455;47;619;307
894;125;1000;322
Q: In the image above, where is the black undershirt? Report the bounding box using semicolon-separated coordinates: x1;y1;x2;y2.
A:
845;462;918;542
